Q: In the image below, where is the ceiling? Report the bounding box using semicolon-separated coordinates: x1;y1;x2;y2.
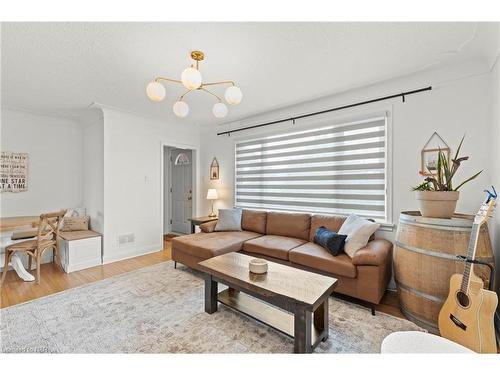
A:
1;22;498;125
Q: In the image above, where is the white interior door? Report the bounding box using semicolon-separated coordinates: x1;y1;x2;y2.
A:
170;149;192;234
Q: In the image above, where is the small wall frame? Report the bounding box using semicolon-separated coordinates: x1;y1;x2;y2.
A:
420;132;450;176
210;157;220;180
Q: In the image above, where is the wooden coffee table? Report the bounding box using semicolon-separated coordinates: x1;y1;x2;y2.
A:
198;252;338;353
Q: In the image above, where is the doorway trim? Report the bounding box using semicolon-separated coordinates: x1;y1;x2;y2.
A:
160;141;199;239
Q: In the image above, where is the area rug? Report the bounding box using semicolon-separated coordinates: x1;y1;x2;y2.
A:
0;261;422;353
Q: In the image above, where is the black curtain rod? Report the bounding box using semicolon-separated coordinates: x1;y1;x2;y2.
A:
217;86;432;136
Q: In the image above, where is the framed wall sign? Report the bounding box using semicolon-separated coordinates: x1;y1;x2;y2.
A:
210;157;219;180
1;151;29;192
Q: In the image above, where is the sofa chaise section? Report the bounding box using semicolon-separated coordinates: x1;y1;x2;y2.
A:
171;230;262;269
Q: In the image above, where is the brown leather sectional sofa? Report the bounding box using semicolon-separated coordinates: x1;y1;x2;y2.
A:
172;209;392;307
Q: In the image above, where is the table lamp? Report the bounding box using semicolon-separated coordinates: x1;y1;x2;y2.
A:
206;188;218;217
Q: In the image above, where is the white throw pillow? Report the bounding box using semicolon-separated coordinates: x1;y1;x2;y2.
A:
214;208;243;232
338;214;380;258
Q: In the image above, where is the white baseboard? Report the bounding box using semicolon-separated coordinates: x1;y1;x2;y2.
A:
102;244;161;265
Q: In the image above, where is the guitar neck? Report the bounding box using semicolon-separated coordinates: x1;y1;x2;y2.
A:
460;222;481;293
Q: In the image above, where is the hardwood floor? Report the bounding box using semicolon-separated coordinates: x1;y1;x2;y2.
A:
335;290;402;319
3;237;498;353
377;291;405;318
0;238;172;308
1;236;403;320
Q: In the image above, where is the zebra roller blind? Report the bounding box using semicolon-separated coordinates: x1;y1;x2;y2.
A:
235;117;388;221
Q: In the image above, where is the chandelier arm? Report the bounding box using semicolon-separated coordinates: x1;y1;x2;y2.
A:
155;77;183;85
179;89;195;101
200;87;222;102
201;80;235;87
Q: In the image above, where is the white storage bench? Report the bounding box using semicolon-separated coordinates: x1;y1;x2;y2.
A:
59;230;102;273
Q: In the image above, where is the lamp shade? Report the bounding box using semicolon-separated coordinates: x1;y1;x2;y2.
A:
146;81;166;102
212;102;228;118
206;188;218;200
173;100;189;118
181;67;202;90
225;86;243;105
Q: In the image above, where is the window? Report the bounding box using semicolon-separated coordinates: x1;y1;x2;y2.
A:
235;116;389;222
174;152;190;165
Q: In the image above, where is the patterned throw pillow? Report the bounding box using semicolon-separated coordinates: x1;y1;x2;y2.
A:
61;216;89;232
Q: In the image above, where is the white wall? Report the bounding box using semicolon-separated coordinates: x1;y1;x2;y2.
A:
100;107;200;263
82;110;104;233
200;61;493;244
163;147;170;234
1;106;201;265
0;109;83;217
489;26;500;294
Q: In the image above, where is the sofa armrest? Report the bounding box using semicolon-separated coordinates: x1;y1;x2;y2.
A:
199;220;218;233
352;239;392;266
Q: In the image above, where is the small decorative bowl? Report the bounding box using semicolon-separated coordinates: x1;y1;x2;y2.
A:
249;258;268;274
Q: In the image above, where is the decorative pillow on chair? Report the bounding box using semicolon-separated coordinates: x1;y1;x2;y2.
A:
214;208;243;232
338;214;380;258
61;216;89;232
61;207;87;228
313;226;347;256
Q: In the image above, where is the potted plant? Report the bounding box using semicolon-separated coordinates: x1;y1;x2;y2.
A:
413;135;482;219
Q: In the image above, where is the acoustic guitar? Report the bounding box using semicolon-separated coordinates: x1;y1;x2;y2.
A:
438;188;498;353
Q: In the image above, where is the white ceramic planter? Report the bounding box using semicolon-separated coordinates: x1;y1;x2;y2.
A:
415;191;459;219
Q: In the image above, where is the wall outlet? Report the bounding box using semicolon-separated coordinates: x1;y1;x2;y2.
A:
118;233;135;246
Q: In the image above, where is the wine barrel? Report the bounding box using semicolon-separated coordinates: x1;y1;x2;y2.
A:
394;211;495;333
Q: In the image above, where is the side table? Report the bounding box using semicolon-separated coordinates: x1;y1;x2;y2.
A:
188;216;218;234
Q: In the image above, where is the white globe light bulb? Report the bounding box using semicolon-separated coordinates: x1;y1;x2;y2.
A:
173;101;189;118
146;81;166;102
181;67;202;90
212;102;228;118
225;86;243;105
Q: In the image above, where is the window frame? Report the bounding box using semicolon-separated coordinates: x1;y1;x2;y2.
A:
231;110;394;229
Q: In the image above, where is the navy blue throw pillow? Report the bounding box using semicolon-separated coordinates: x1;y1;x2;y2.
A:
314;226;347;256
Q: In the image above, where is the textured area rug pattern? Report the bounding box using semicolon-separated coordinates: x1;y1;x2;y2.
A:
1;261;422;353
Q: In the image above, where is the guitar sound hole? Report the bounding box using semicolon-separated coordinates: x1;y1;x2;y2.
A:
456;291;470;308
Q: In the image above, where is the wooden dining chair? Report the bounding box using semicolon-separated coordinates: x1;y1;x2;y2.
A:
1;210;67;285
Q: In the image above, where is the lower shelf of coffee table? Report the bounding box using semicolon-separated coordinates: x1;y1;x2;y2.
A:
217;288;323;343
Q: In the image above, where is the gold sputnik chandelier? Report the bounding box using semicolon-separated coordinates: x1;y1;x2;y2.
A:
146;50;243;118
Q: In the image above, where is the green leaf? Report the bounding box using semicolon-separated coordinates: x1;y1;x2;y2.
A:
454;170;483;191
437;148;443;185
412;182;431;191
454;134;465;161
449;156;468;181
441;151;452;190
